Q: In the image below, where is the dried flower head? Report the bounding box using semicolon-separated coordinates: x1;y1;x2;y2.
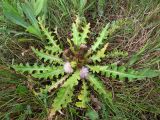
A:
80;66;89;79
64;62;73;74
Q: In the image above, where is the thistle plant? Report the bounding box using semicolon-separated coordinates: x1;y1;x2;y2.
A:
12;18;159;119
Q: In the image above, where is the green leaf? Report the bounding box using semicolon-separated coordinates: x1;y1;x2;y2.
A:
2;1;29;28
88;65;140;81
76;81;90;108
26;25;42;37
51;71;80;114
21;1;42;37
31;47;63;65
32;66;64;79
48;75;69;92
39;20;61;51
91;23;110;51
88;74;113;108
12;63;64;79
62;70;80;87
12;63;50;74
51;86;73;115
138;69;160;78
71;23;81;46
90;43;109;62
21;2;40;31
45;45;62;54
88;64;159;81
80;23;90;44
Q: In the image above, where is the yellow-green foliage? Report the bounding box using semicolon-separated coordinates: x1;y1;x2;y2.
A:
76;81;90;108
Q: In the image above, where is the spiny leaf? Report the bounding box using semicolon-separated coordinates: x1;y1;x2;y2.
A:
90;43;109;62
45;45;62;54
32;66;64;79
88;74;113;108
31;47;63;65
50;86;73;115
71;23;80;46
87;65;102;73
62;70;80;87
39;19;61;51
91;19;126;52
91;23;110;51
88;64;158;81
35;75;69;96
76;81;90;108
48;75;70;92
51;71;80;114
12;63;50;74
12;63;64;79
80;23;90;44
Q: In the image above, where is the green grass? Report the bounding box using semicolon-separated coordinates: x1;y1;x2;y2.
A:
0;66;48;120
0;0;160;120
